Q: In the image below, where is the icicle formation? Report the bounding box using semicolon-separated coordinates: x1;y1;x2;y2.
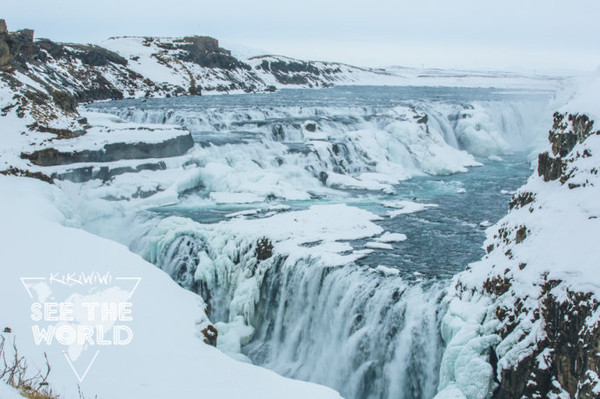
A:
142;214;449;399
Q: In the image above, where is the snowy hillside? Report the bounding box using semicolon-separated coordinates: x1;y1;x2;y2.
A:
436;72;600;398
0;176;342;398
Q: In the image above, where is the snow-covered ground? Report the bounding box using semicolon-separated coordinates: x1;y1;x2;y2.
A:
0;176;341;399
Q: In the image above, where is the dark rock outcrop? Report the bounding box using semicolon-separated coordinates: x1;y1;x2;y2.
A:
0;19;12;68
22;133;194;166
54;161;167;183
175;36;249;70
255;237;274;261
538;112;599;183
494;284;600;398
253;56;340;86
201;324;218;347
0;167;53;183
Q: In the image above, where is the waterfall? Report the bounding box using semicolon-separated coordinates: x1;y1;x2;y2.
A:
87;97;548;200
136;214;449;399
247;257;447;399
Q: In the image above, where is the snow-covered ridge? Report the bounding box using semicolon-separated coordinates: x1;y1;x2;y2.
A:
435;75;600;398
1;18;566;106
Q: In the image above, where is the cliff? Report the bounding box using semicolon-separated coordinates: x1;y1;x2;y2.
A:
436;76;600;398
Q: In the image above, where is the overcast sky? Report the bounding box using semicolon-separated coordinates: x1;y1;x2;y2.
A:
3;0;600;72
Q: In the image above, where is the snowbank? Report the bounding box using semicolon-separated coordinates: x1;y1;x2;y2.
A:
0;176;341;399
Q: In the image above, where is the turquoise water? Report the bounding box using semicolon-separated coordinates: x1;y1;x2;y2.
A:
146;154;531;279
350;155;531;278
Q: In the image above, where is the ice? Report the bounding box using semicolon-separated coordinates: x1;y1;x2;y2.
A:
225;209;260;218
83;93;549;207
365;242;394;250
383;200;439;217
210;192;264;204
375;265;401;276
375;232;408;243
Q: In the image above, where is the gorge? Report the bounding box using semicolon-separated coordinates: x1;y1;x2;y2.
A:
0;18;599;399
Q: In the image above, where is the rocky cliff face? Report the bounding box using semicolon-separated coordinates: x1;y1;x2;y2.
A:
437;110;600;398
0;18;384;105
0;18;396;145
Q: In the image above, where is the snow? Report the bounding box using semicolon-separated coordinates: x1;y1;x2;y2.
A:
559;67;600;122
463;142;600;295
365;242;394;250
0;39;580;398
97;35;566;96
42;111;189;153
375;265;401;276
0;176;341;399
210;191;264;204
375;232;408;243
383;200;439;218
0;384;24;399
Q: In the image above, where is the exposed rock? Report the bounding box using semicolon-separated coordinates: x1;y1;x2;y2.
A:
28;122;86;139
515;226;527;244
69;44;127;66
175;36;249;70
494;284;600;398
538;112;600;183
0;167;53;183
50;90;78;113
508;191;535;210
0;19;12;68
255;237;274;261
21;133;194;166
54;161;167;183
319;171;329;185
253;56;341;86
305;122;317;132
201;324;218;347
